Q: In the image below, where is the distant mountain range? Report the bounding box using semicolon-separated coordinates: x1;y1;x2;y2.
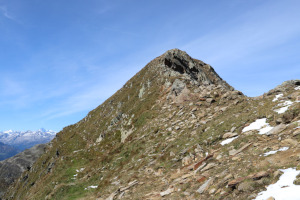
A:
0;129;56;153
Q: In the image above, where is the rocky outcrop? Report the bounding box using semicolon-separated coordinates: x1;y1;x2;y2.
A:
159;49;233;90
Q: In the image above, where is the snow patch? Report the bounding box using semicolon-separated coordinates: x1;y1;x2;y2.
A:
220;136;238;146
76;168;85;173
263;147;289;156
272;94;283;102
84;185;98;190
295;86;300;90
242;118;273;135
254;168;300;200
274;100;293;114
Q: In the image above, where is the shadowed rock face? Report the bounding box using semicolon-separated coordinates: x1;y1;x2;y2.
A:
0;144;46;198
159;49;233;90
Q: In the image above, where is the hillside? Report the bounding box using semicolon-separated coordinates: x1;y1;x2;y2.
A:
0;144;46;198
0;142;19;161
3;49;300;200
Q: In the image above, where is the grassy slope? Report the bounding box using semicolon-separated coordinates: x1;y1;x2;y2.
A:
4;55;300;200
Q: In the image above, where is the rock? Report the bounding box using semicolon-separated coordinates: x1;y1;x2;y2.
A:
119;180;138;192
250;171;269;180
154;168;163;176
293;128;300;136
197;178;214;194
120;127;134;143
282;112;296;124
281;138;298;146
216;154;222;160
201;163;217;172
106;191;118;200
171;79;186;96
138;85;145;98
193;154;213;170
228;177;246;188
273;170;283;178
182;155;193;166
222;132;238;139
267;124;286;135
209;188;216;194
232;156;240;161
230;143;252;156
237;182;254;192
231;127;236;132
229;149;237;156
266;197;275;200
194;163;207;173
293;174;300;185
160;186;175;197
206;98;215;104
223;174;233;182
183;191;190;196
276;117;283;124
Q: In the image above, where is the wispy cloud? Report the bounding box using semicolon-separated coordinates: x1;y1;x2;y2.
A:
0;5;16;21
183;1;300;67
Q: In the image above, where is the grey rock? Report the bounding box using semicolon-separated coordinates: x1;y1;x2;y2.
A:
223;132;238;139
171;79;186;96
267;124;286;135
197;178;214;194
237;181;254;192
161;49;233;90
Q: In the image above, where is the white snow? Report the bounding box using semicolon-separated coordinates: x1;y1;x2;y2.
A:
295;86;300;90
242;118;273;135
263;147;289;156
274;100;293;114
220;136;238;145
254;168;300;200
76;168;85;173
278;100;293;107
0;129;56;150
84;185;98;190
273;94;283;102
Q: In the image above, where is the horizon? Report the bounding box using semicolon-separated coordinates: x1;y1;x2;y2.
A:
0;0;299;131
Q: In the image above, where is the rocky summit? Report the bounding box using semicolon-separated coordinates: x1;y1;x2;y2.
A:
3;49;300;200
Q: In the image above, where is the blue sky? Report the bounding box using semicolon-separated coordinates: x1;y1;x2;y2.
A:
0;0;299;131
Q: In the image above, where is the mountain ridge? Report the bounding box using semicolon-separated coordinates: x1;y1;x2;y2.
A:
3;49;300;200
0;129;56;152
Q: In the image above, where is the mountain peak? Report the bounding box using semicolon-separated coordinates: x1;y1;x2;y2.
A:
153;49;233;90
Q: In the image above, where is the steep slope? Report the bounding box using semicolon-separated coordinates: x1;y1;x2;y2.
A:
4;49;300;200
0;142;19;161
0;144;46;198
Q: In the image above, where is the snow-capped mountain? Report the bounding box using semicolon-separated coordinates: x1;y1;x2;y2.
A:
0;129;56;151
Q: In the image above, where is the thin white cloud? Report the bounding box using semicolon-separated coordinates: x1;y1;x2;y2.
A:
182;1;300;67
0;5;15;21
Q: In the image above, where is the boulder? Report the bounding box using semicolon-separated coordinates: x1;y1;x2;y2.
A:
281;138;298;146
223;132;238;139
267;124;286;135
197;178;214;194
